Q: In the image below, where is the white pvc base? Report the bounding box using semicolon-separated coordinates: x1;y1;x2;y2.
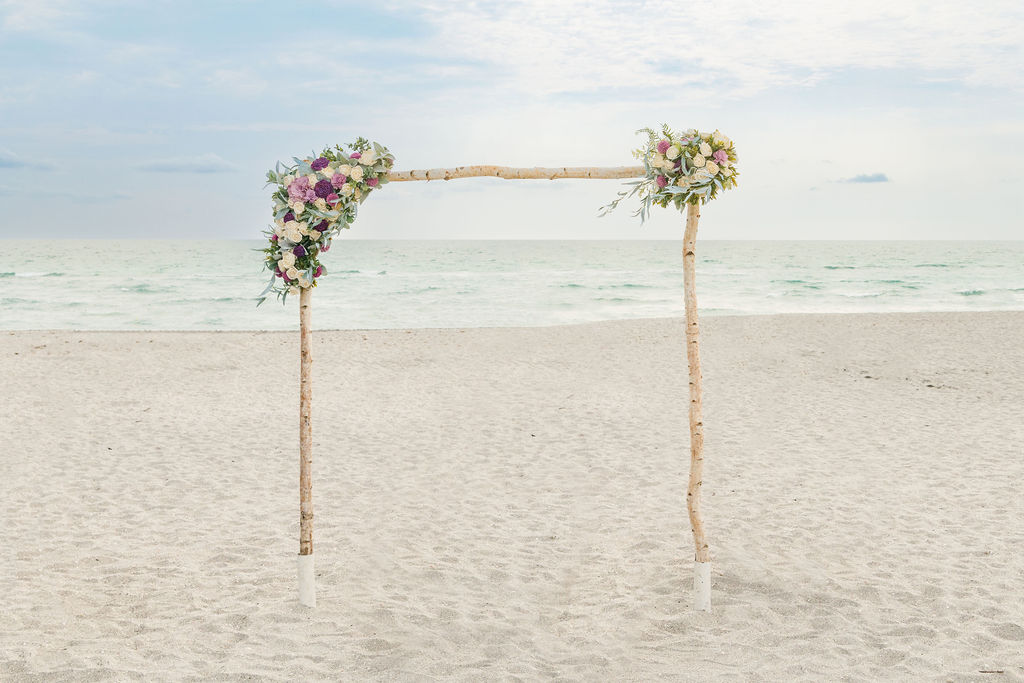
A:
297;554;316;608
693;561;711;611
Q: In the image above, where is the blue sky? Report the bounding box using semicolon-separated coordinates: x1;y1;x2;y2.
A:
0;0;1021;239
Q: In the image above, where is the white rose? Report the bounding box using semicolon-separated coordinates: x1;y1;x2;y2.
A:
337;164;352;176
275;218;285;228
288;286;299;296
299;276;312;288
691;154;706;168
304;173;316;184
280;251;296;268
286;267;299;280
722;167;734;177
699;142;712;157
359;150;376;165
283;174;295;186
350;166;364;181
314;198;327;210
712;129;731;146
666;145;681;160
692;169;712;183
309;230;321;240
676;176;690;187
340;183;354;196
293;203;305;215
354;187;362;200
285;228;303;242
705;161;719;175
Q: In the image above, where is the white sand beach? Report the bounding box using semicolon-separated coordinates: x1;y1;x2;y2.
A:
2;311;1023;681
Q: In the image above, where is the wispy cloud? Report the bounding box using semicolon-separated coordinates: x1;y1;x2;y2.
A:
135;153;239;174
839;173;890;183
394;0;1024;96
0;148;53;169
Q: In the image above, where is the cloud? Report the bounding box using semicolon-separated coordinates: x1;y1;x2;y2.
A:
839;173;890;183
0;148;53;169
391;0;1024;96
135;153;239;173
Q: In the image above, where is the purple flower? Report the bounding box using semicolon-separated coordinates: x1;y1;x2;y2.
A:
366;177;379;187
293;245;307;257
310;157;329;171
656;175;668;188
314;179;333;198
331;173;347;188
282;272;291;282
674;158;682;168
303;189;316;202
314;265;323;278
326;193;339;204
656;139;671;155
283;211;295;222
288;176;310;202
275;268;283;278
315;219;328;232
349;152;361;159
712;149;728;165
321;242;330;252
270;234;278;242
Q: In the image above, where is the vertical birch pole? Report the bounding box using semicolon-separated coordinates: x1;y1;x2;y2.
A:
683;201;711;611
297;286;315;607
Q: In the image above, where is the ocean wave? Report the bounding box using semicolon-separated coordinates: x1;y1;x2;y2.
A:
11;271;64;278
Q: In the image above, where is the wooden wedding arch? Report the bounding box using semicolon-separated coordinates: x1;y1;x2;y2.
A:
295;165;712;611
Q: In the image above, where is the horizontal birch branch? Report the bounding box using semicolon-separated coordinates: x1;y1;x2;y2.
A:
386;165;645;182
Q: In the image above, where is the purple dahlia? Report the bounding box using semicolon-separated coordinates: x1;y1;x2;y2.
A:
315;219;328;232
310;157;329;171
314;265;323;278
283;211;295;222
293;245;307;257
349;152;361;159
314;179;333;198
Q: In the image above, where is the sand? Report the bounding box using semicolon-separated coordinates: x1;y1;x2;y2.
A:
2;312;1023;681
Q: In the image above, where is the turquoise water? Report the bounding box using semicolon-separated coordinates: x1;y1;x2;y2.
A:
2;240;1022;330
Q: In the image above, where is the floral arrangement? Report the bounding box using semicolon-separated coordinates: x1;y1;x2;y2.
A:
601;125;738;221
258;138;395;304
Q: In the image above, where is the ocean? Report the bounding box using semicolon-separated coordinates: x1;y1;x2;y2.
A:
2;240;1022;330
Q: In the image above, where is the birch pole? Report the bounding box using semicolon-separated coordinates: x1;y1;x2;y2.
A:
683;201;711;611
386;165;644;182
297;286;315;607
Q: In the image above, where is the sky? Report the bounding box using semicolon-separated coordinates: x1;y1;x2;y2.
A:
0;0;1022;240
